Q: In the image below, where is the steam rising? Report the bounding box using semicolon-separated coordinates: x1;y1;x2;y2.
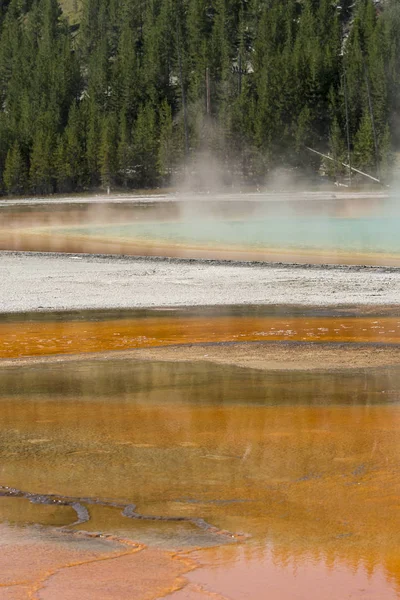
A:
0;138;397;269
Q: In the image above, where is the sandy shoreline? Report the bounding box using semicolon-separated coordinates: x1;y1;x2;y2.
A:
1;251;400;313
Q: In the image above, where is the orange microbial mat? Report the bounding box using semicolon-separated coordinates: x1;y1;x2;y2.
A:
1;314;400;358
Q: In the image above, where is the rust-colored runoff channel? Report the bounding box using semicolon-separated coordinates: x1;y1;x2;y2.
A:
1;315;400;359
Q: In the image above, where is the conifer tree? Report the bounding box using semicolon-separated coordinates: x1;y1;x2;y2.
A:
99;113;118;190
132;103;158;187
0;0;398;193
158;99;174;182
328;117;347;179
378;123;393;181
117;108;132;188
85;99;101;187
30;127;55;194
353;110;376;173
54;134;69;192
64;102;87;189
3;141;27;194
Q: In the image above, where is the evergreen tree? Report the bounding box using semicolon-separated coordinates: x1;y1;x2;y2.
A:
379;123;393;181
158;99;174;182
30;127;55;194
3;141;27;194
99;113;118;189
0;0;398;193
328;117;347;179
85;99;101;187
131;103;158;187
353;110;376;174
64;102;87;189
117;108;132;188
54;134;69;192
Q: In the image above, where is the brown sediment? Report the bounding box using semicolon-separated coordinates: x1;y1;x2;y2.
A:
1;314;400;359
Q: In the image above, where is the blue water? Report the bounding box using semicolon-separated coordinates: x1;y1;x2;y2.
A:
59;216;400;254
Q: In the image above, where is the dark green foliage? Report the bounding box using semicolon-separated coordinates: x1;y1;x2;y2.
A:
131;102;158;187
0;0;398;194
4;141;28;194
99;112;118;189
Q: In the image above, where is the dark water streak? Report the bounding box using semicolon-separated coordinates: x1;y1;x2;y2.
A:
0;485;244;540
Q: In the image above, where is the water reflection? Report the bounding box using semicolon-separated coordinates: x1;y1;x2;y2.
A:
1;360;400;405
2;358;400;596
177;545;400;600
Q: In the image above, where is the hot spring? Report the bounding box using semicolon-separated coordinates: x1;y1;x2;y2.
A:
1;191;399;265
1;191;400;600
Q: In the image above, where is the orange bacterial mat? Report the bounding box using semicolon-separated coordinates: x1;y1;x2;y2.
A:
1;315;400;359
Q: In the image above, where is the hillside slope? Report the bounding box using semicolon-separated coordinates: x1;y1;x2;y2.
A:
0;0;398;195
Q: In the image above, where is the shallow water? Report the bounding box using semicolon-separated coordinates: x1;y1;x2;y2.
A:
1;312;400;358
56;215;400;255
1;359;400;597
2;195;400;265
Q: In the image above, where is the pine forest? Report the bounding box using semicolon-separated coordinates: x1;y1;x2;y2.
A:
0;0;399;194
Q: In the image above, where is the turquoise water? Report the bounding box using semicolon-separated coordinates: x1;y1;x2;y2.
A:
59;216;400;254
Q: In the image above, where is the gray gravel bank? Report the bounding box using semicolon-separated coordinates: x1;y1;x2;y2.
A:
1;251;400;313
